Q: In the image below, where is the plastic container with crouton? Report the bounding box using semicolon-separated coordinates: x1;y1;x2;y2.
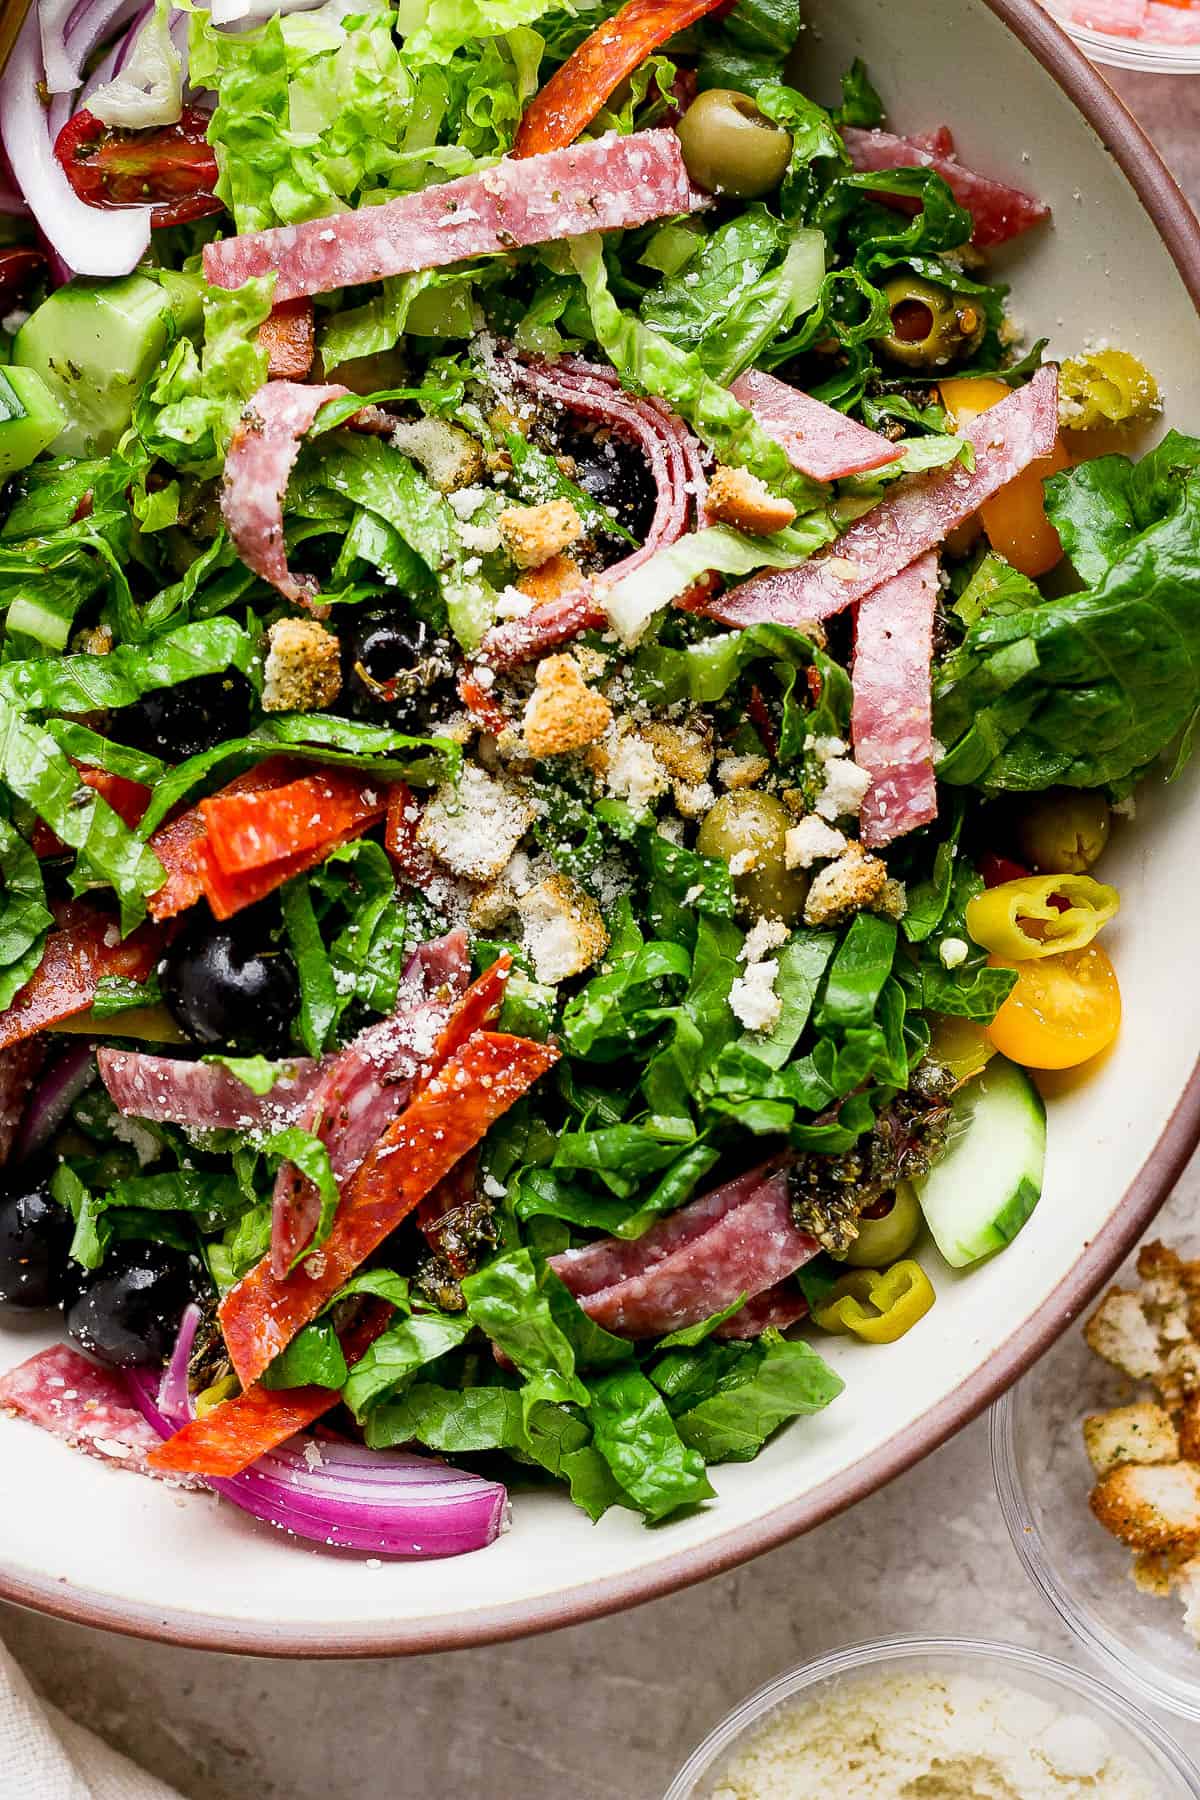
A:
992;1200;1200;1723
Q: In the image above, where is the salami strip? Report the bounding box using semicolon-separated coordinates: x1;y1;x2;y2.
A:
730;368;902;482
512;0;728;157
270;931;474;1275
0;906;161;1051
0;1345;201;1485
715;1283;810;1339
203;132;707;303
220;381;350;606
841;126;1050;248
478;354;704;670
201;769;388;876
553;1171;819;1339
551;1159;785;1298
98;1046;324;1132
852;551;940;848
148;1304;393;1480
221;1030;560;1387
147;758;300;923
706;366;1058;630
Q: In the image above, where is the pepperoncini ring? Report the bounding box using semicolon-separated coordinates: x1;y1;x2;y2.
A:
964;873;1119;962
811;1259;935;1343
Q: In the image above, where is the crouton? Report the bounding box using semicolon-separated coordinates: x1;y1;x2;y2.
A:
516;553;586;607
598;725;670;812
517;872;609;985
704;464;797;535
391;418;485;492
641;719;713;785
72;622;113;656
257;297;314;382
873;877;908;922
416;765;535;882
468;853;532;931
1178;1394;1200;1463
1083;1402;1181;1477
1090;1462;1200;1553
262;618;342;714
785;815;847;871
1083;1288;1164;1382
522;654;612;758
499;499;583;570
716;752;770;791
1140;1239;1200;1341
803;841;888;927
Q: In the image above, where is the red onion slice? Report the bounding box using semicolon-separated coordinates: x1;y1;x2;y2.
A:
11;1040;95;1163
1;5;151;277
125;1362;510;1558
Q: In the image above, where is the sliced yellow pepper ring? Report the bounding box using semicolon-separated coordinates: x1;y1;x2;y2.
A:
195;1374;239;1418
811;1260;935;1344
964;873;1119;962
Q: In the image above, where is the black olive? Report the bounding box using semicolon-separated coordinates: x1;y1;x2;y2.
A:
118;672;254;763
555;425;659;561
64;1239;196;1367
342;610;455;726
0;1181;73;1309
162;904;298;1055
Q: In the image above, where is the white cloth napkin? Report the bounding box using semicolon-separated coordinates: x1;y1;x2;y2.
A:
0;1639;181;1800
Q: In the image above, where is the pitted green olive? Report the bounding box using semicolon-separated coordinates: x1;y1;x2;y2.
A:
675;89;793;199
1016;788;1111;874
879;273;986;371
695;791;807;923
842;1183;923;1268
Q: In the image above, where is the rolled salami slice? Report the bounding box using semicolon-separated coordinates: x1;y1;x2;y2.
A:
98;1047;325;1133
852;551;940;848
715;1282;809;1339
203;131;707;302
706;366;1058;630
730;368;902;482
841;127;1051;247
219;381;350;606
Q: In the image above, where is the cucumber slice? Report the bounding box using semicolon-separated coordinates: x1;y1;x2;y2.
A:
0;366;65;476
911;1054;1046;1268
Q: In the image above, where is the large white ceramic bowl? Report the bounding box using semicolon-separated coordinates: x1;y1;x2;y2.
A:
3;0;1200;1657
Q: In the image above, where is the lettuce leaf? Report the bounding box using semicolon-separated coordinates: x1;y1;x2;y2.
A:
587;1366;714;1520
138;277;273;478
0;619;253;716
603;518;835;645
935;431;1200;790
662;1330;843;1462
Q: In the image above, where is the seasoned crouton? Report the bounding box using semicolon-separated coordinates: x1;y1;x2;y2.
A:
1084;1288;1164;1382
257;297;314;382
592;724;670;812
1083;1402;1180;1477
499;500;583;570
704;464;796;534
522;654;612;758
803;841;888;927
72;622;113;656
717;752;770;791
262;618;342;714
872;877;909;923
1139;1240;1200;1343
785;815;847;871
417;765;535;882
391;418;485;493
515;553;586;606
517;872;609;985
1177;1394;1200;1463
641;719;713;785
1090;1462;1200;1553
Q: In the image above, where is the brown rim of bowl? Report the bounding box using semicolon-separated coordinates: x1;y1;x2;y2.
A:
4;2;1200;1659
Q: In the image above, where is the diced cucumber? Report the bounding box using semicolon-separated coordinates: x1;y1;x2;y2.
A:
910;1054;1046;1268
0;366;65;476
12;274;184;457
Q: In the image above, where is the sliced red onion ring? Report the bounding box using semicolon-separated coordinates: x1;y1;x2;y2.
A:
12;1040;96;1163
125;1358;510;1558
1;4;151;277
156;1300;201;1424
477;352;705;670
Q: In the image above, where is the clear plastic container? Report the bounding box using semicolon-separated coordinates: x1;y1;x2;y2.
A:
664;1636;1200;1798
993;1314;1200;1724
1041;2;1200;75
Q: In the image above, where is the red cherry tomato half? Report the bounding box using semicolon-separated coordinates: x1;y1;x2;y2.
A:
52;107;223;230
0;246;47;311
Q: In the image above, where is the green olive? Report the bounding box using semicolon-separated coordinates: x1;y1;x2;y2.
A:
675;89;793;199
695;791;807;923
878;274;986;371
1015;788;1111;874
842;1183;923;1268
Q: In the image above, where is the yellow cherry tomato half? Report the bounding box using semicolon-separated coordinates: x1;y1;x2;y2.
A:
940;376;1071;579
985;943;1121;1070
